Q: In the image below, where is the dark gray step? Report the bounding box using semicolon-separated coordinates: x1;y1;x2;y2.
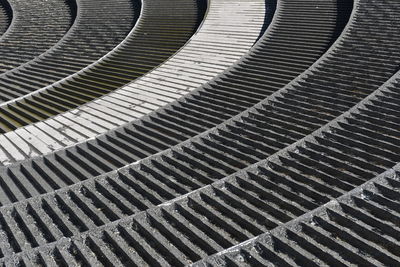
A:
0;0;139;103
0;0;205;131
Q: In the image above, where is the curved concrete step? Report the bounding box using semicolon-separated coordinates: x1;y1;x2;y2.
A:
0;0;11;37
0;0;204;134
0;0;268;163
0;0;356;261
0;0;74;73
0;0;140;103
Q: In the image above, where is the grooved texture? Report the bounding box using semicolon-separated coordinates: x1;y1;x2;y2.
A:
0;0;139;103
0;0;357;263
0;0;11;37
0;0;398;265
0;0;270;162
195;167;400;266
0;0;73;73
0;0;204;133
0;0;348;169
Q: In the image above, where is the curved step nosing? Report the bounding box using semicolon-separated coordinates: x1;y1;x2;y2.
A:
193;147;400;266
0;0;143;108
0;0;81;82
0;0;267;164
0;0;360;260
0;0;15;42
